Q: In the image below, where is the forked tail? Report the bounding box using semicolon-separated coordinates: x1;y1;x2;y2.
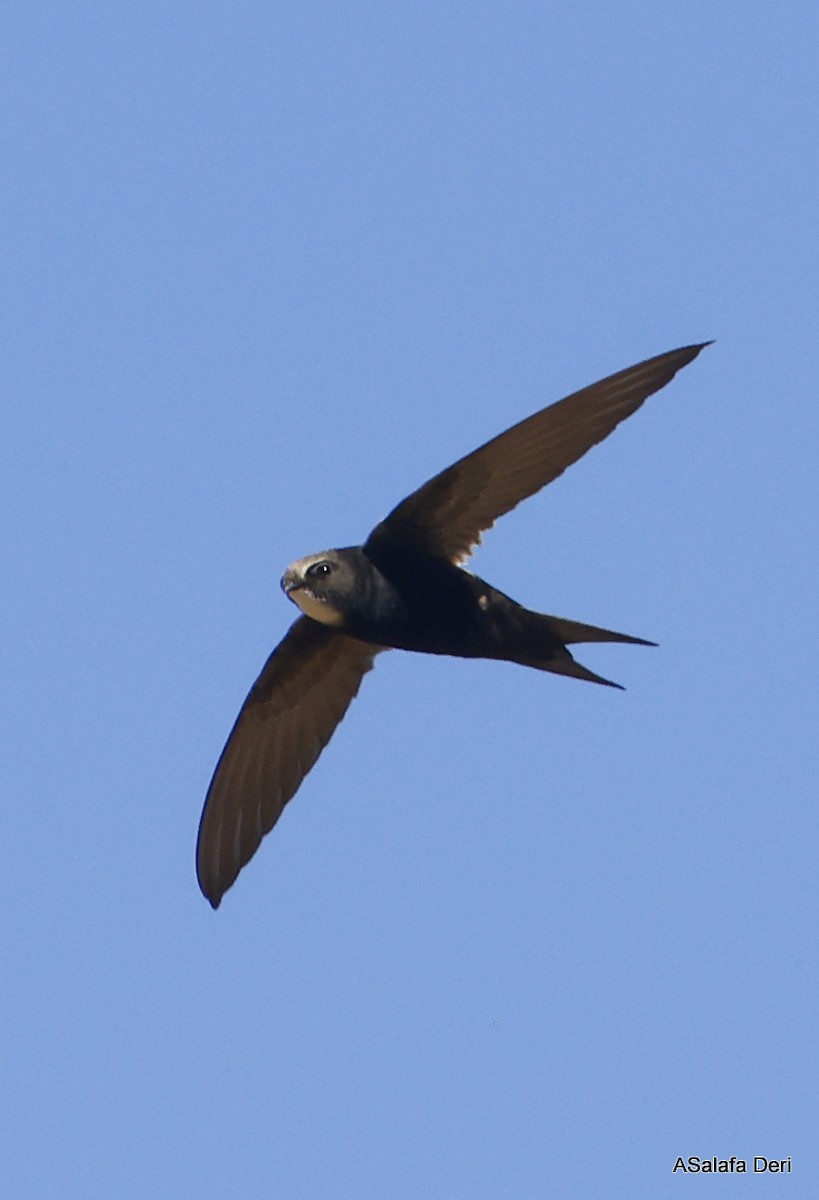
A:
514;611;656;689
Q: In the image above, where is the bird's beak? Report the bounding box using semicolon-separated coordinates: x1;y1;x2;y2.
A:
281;567;303;595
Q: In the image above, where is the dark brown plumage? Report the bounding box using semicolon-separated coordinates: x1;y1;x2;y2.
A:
196;620;380;909
197;342;709;907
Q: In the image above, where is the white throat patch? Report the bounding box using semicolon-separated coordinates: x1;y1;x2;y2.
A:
291;588;345;627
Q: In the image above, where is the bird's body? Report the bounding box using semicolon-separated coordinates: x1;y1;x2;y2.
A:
283;545;648;680
197;342;709;907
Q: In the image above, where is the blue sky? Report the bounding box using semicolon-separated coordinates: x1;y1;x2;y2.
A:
4;3;817;1196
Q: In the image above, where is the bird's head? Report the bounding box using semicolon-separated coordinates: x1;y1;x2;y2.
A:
280;549;359;627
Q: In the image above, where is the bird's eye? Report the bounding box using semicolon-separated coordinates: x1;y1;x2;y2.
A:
308;561;333;579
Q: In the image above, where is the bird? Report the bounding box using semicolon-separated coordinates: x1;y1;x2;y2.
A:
197;342;709;907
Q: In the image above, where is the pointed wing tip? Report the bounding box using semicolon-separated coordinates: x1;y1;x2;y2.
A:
655;341;712;375
682;340;714;359
196;863;225;909
661;341;713;371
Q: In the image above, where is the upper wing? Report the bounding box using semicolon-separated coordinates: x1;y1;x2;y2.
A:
196;616;381;908
366;343;709;564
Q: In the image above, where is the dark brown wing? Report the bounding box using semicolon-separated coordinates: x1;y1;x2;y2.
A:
196;616;381;908
366;343;709;563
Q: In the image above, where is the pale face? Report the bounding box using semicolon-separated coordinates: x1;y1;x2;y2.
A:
280;551;349;626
